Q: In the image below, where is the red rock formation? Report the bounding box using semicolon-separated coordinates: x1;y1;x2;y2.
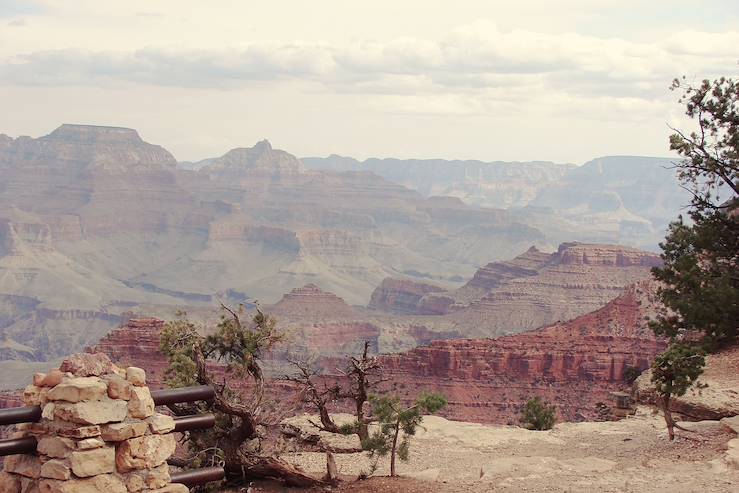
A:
378;282;666;423
73;283;667;425
272;284;359;320
456;246;550;299
429;243;660;338
88;318;169;388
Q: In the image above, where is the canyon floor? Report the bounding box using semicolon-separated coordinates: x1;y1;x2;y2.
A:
244;408;739;493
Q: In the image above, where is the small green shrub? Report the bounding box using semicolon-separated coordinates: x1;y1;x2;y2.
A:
623;366;643;384
520;396;556;430
338;421;360;435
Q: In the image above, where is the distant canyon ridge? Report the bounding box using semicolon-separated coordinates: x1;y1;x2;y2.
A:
0;124;681;386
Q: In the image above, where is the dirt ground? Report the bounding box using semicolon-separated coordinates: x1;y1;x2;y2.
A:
234;407;738;493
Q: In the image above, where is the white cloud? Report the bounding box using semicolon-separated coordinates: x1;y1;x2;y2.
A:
0;2;737;163
2;18;734;101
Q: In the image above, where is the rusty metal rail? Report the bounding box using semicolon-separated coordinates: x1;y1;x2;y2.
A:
170;466;226;486
0;385;215;427
173;413;216;432
0;436;37;456
0;406;42;427
152;385;215;406
0;384;224;485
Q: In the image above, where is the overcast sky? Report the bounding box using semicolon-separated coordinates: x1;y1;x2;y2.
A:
1;0;737;164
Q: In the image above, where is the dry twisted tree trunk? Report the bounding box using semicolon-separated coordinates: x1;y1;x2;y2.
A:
184;343;323;487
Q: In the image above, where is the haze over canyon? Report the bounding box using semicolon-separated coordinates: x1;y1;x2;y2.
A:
0;123;685;386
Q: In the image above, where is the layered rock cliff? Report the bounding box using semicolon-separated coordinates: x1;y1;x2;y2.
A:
368;242;661;339
84;283;666;425
379;282;666;423
368;278;445;315
0;124;684;388
88;318;169;388
305;154;689;249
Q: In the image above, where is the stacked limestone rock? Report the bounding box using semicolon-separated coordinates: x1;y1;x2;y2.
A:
0;353;188;493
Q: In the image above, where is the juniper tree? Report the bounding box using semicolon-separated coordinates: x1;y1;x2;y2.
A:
519;396;556;431
363;392;447;476
651;76;739;348
284;341;383;443
650;76;737;439
160;305;321;487
650;344;705;440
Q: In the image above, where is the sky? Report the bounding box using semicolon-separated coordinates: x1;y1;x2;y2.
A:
1;0;738;164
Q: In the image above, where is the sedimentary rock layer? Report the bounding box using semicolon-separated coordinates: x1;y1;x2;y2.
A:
379;283;665;423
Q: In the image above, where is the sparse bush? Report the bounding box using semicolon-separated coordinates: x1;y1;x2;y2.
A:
520;396;556;430
623;366;643;384
338;421;360;435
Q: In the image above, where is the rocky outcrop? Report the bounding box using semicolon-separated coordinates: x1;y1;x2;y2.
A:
377;242;663;339
378;283;666;423
553;242;663;267
199;139;304;177
272;284;359;320
451;246;551;304
87;319;169;389
368;278;445;314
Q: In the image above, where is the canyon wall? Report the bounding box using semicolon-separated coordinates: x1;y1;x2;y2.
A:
379;283;665;423
77;282;664;425
304;154;688;250
369;243;661;339
0;124;683;390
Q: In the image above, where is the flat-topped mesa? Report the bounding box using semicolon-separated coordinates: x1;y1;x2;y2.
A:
45;124;144;145
553;242;662;267
0;124;177;174
0;124;197;237
200;139;304;176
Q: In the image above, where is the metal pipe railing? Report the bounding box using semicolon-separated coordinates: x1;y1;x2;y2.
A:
0;385;215;427
0;406;42;427
151;385;215;406
173;413;216;433
170;466;226;486
0;436;37;456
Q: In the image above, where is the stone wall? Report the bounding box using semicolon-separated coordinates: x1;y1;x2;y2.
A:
0;353;187;493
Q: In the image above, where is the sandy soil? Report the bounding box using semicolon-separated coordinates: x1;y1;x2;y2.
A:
254;408;739;493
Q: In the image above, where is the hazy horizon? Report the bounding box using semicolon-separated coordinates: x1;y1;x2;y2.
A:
1;0;738;163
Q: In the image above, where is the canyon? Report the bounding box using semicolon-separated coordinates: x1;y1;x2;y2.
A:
65;280;664;425
379;281;665;423
303;154;688;251
0;123;683;392
368;243;661;338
